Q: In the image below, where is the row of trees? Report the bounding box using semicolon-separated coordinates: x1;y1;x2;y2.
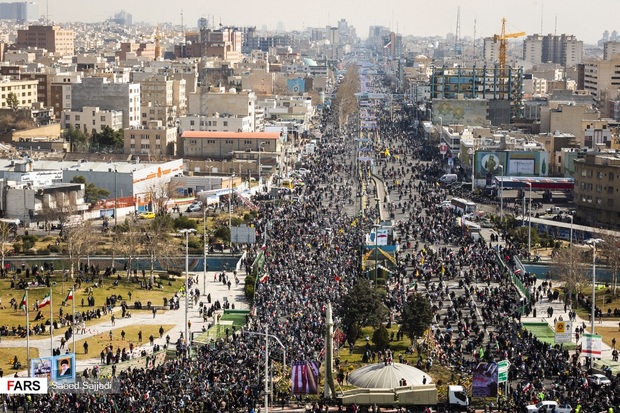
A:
339;279;432;350
552;233;620;303
64;125;124;152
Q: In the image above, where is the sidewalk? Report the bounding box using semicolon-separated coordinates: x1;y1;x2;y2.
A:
4;268;249;375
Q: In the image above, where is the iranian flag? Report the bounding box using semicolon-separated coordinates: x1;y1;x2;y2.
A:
65;289;73;301
39;293;51;309
19;293;27;311
408;283;416;292
259;273;268;283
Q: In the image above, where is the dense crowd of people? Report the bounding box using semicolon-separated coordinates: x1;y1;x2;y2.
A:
8;73;620;413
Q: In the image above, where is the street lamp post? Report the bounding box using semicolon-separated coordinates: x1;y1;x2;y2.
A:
203;206;208;296
569;214;574;246
586;238;603;335
527;182;532;258
245;327;286;413
113;167;118;227
373;223;380;285
180;228;197;355
498;165;504;225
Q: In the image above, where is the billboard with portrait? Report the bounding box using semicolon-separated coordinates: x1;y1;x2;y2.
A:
31;357;53;380
472;362;498;398
474;151;549;179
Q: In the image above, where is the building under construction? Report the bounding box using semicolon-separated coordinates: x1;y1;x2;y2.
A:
430;65;524;122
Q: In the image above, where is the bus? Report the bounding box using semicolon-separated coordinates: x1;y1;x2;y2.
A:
450;198;477;215
281;179;293;189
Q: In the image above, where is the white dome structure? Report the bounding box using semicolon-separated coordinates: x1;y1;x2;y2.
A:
348;363;431;389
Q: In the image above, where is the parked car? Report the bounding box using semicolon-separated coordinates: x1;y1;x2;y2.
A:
191;200;203;207
589;373;612;387
139;212;155;219
186;204;202;213
526;401;572;413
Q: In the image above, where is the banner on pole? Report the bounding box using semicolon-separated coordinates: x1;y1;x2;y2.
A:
582;333;602;357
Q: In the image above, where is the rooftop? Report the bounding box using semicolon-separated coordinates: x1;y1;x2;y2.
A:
181;131;280;140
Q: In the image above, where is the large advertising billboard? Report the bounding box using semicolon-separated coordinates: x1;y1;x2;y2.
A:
474;151;549;180
31;354;76;383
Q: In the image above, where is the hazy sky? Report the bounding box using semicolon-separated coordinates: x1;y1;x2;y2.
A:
45;0;617;44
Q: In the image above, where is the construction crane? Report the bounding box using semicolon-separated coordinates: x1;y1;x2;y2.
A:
494;18;525;70
155;25;162;60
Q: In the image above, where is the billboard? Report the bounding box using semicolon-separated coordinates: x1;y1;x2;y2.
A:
287;78;305;94
472;362;498;398
31;354;76;383
292;361;320;394
474;151;549;179
582;333;602;358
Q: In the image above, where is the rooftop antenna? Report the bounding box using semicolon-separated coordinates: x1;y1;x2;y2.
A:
540;0;543;34
554;14;557;36
473;17;477;60
455;6;461;56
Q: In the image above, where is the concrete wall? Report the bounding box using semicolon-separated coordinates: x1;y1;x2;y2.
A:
11;124;62;141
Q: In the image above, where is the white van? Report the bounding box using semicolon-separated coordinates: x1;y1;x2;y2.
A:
439;174;458;184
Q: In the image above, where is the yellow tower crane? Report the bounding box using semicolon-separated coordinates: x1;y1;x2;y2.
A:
494;17;525;71
155;25;161;60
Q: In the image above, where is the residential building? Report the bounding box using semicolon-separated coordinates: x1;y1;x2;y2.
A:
187;87;258;131
0;2;37;21
62;106;123;135
603;41;620;60
71;77;141;128
180;131;281;159
578;58;620;100
523;34;583;67
178;114;253;134
16;25;75;55
0;78;38;108
124;120;177;157
117;42;156;61
574;153;620;229
50;73;81;120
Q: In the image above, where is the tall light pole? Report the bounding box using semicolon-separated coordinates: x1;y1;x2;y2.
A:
527;182;532;258
245;327;286;413
586;238;603;334
437;116;442;142
113;167;118;227
203;206;208;296
569;214;574;246
229;170;234;250
180;228;196;355
373;223;380;286
498;165;504;227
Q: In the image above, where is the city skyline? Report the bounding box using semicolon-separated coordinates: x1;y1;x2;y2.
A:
32;0;618;44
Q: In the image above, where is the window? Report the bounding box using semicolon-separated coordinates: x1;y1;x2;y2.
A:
141;144;150;149
598;171;604;179
223;121;228;126
92;120;95;125
190;120;195;126
608;199;614;207
130;144;135;148
587;183;593;191
244;140;252;145
225;140;233;144
212;121;217;126
101;116;106;121
608;186;614;194
597;184;602;192
155;135;160;140
610;173;615;181
207;140;215;144
189;139;197;144
75;115;80;121
64;115;70;120
581;169;587;177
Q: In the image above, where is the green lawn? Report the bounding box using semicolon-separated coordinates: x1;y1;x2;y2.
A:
0;275;185;340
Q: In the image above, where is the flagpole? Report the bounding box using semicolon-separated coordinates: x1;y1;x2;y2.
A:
71;287;75;354
50;286;53;356
26;289;30;376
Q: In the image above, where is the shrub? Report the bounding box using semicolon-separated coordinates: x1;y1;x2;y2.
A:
21;235;38;250
372;325;390;351
174;216;197;230
47;244;61;253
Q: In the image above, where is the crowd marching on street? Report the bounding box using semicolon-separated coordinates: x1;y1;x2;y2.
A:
1;73;616;413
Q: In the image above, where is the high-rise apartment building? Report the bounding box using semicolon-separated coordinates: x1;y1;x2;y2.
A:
16;25;74;55
523;34;583;67
0;2;37;22
603;41;620;60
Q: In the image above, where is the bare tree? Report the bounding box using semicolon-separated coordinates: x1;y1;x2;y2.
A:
115;217;142;280
551;245;588;304
146;180;180;215
141;215;175;284
598;233;620;296
64;222;96;279
0;221;14;272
